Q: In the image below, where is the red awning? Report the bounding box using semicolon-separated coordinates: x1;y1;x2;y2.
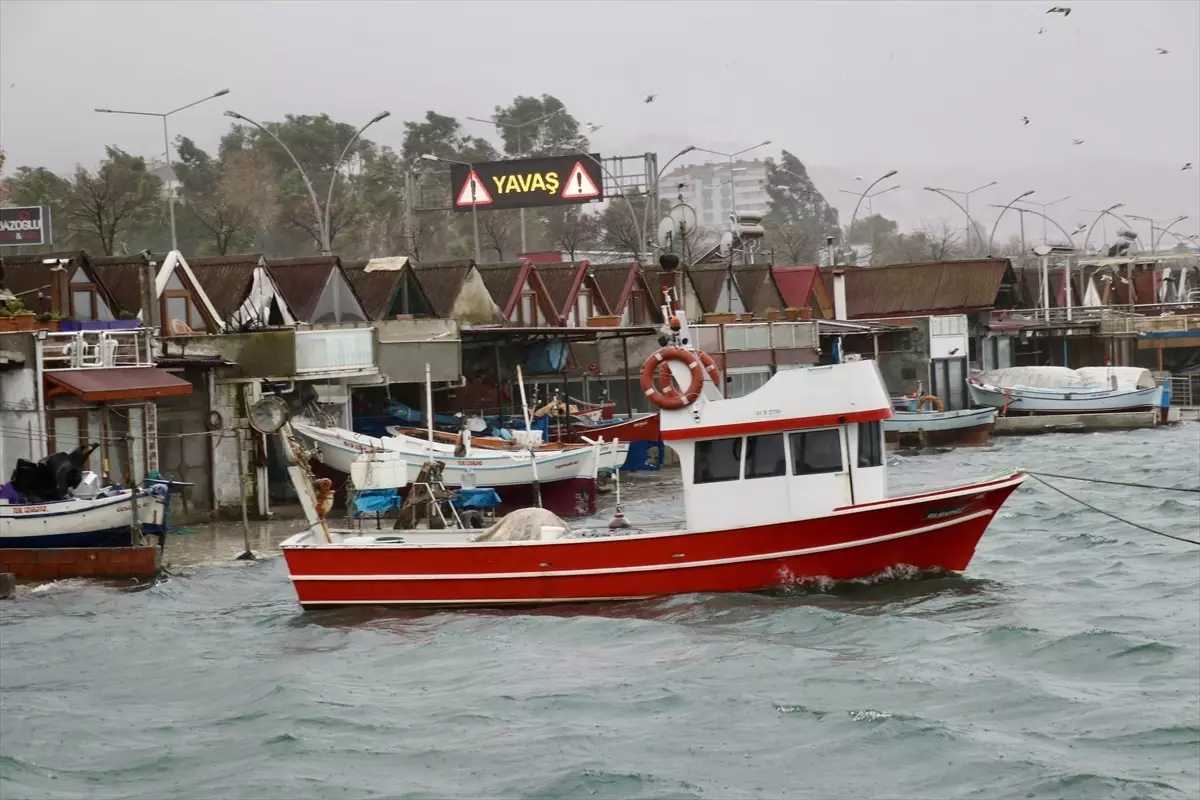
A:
45;368;193;402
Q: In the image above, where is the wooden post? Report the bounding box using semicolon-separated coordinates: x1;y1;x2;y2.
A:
622;336;633;416
127;433;142;546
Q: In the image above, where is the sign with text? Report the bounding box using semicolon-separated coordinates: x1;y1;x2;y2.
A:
0;205;52;247
450;154;604;212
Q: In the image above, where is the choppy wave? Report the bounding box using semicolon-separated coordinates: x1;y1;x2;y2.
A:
2;425;1198;799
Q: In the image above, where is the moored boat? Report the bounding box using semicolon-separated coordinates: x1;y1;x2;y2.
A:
279;258;1026;610
884;407;998;448
1;485;168;548
969;366;1165;415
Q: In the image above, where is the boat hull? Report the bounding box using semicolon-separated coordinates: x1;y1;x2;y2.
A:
968;382;1163;415
283;473;1024;608
884;408;997;448
0;490;168;549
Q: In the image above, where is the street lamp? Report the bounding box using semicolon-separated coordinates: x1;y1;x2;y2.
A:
988;204;1076;250
1079;203;1126;256
924;181;996;254
96;88;230;250
421;154;481;262
467;107;567;253
225;109;389;255
838;184;899;218
846;170;898;249
1130;214;1190;254
987;189;1035;257
1016;195;1071;245
693;140;772;223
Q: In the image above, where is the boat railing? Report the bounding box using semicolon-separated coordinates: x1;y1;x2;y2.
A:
40;328;153;371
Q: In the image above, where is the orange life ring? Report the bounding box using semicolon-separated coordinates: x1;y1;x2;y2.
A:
655;351;721;399
640;347;713;410
916;394;944;412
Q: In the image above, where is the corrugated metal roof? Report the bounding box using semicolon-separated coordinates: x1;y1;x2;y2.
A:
45;367;193;401
475;261;530;316
264;257;338;322
686;265;731;313
91;254;168;314
409;259;474;318
837;259;1011;318
190;255;263;319
734;264;783;315
534;261;588;319
0;251;97;308
772;266;820;309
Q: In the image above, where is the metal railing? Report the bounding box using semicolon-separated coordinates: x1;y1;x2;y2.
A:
1164;375;1199;407
40;329;153;371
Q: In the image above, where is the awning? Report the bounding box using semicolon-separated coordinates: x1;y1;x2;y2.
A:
45;367;194;402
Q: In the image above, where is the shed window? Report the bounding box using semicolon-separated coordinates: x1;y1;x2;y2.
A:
789;428;843;475
857;421;883;468
694;437;742;484
745;433;786;479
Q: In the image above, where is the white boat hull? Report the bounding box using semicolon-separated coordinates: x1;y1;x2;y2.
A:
969;382;1163;414
0;488;168;548
884;408;997;447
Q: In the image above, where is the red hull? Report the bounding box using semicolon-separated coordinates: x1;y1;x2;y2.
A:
549;414;661;445
284;474;1024;608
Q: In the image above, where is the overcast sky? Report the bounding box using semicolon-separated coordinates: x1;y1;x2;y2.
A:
2;0;1197;246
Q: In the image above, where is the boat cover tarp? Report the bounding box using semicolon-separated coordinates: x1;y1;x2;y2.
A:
450;488;502;509
471;507;570;542
980;366;1155;391
352;488;401;515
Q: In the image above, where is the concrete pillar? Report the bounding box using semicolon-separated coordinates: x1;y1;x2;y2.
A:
832;268;848;321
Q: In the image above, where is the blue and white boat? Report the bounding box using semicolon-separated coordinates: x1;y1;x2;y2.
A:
968;366;1164;415
0;482;169;548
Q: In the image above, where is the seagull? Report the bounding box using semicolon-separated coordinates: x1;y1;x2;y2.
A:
1184;163;1194;171
1038;27;1046;34
1072;139;1085;145
1021;116;1030;125
1046;6;1071;15
853;176;863;181
585;123;603;133
1157;48;1169;55
1072;224;1087;234
644;93;657;104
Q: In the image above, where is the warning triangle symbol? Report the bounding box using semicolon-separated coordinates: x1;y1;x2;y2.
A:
456;170;493;207
561;162;601;199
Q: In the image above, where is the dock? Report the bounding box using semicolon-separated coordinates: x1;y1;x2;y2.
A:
0;546;162;583
994;410;1160;435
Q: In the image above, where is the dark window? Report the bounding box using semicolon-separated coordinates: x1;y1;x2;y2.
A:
858;421;883;467
694;437;742;484
789;429;843;475
745;433;787;479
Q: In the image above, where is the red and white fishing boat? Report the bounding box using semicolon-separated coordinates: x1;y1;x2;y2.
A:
279;263;1025;610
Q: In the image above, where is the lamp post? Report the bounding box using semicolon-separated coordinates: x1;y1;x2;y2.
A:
421;154;481;262
96;88;230;250
1079;203;1126;257
988;204;1076;250
225;110;388;255
838;184;899;218
1131;214;1190;254
1153;216;1190;253
925;181;996;255
693;141;772;225
987;189;1035;258
846;170;898;254
1016;195;1071;245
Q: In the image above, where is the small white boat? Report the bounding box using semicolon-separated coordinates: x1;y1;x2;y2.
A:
0;485;168;548
968;382;1162;414
884;407;997;447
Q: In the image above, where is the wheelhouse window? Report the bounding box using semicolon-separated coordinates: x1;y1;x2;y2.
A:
858;421;883;468
745;433;787;479
789;428;843;475
694;436;742;484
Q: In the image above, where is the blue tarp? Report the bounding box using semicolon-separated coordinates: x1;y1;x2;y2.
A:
526;339;569;373
451;488;502;509
621;440;665;472
353;489;401;516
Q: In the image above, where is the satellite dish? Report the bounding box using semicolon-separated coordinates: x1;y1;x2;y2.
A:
656;216;677;249
248;395;291;434
668;203;697;231
656;203;698;250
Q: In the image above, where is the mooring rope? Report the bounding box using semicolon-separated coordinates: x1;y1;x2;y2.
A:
1026;473;1200;546
1027;471;1200;494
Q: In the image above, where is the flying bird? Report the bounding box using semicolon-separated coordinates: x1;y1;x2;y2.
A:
1184;163;1194;171
1072;139;1085;145
1038;27;1046;34
1046;6;1071;15
1021;116;1030;125
1157;48;1169;55
644;93;657;104
853;176;864;181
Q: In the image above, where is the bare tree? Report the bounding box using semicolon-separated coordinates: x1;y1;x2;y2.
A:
188;151;277;254
916;218;963;261
478;209;516;261
67;147;162;255
544;206;598;260
766;220;820;264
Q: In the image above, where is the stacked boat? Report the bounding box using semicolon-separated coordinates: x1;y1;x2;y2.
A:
968;366;1165;415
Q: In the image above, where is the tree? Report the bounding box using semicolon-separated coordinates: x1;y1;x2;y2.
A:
67;147;162;255
596;193;664;260
763;150;838;264
478;209;516;261
915;219;963;261
543;206;599;260
490;95;586;157
174;137;277;255
3;165;74;249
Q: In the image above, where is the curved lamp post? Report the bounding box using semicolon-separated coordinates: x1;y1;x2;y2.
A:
1079;203;1126;257
324;111;391;258
925;181;995;254
643;145;698;255
987;189;1035;256
1016;194;1071;244
96;88;230;250
924;186;989;255
1152;215;1189;253
847;170;898;246
421;154;481;262
839;184;899;217
988;204;1076;249
694;141;773;224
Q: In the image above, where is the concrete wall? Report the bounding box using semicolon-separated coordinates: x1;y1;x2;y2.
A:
376;318;461;384
0;366;39;473
873;320;931;397
211;381;256;513
162;330;295;380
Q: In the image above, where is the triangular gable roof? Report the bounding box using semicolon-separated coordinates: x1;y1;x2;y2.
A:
773;265;833;318
343;257;432;320
191;254;296;328
590;262;638;314
476;260;534;317
733;264;784;316
834;258;1012;319
409;259;504;323
265;256;367;323
91;251;223;327
0;251;119;314
685;264;742;314
533;261;607;321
